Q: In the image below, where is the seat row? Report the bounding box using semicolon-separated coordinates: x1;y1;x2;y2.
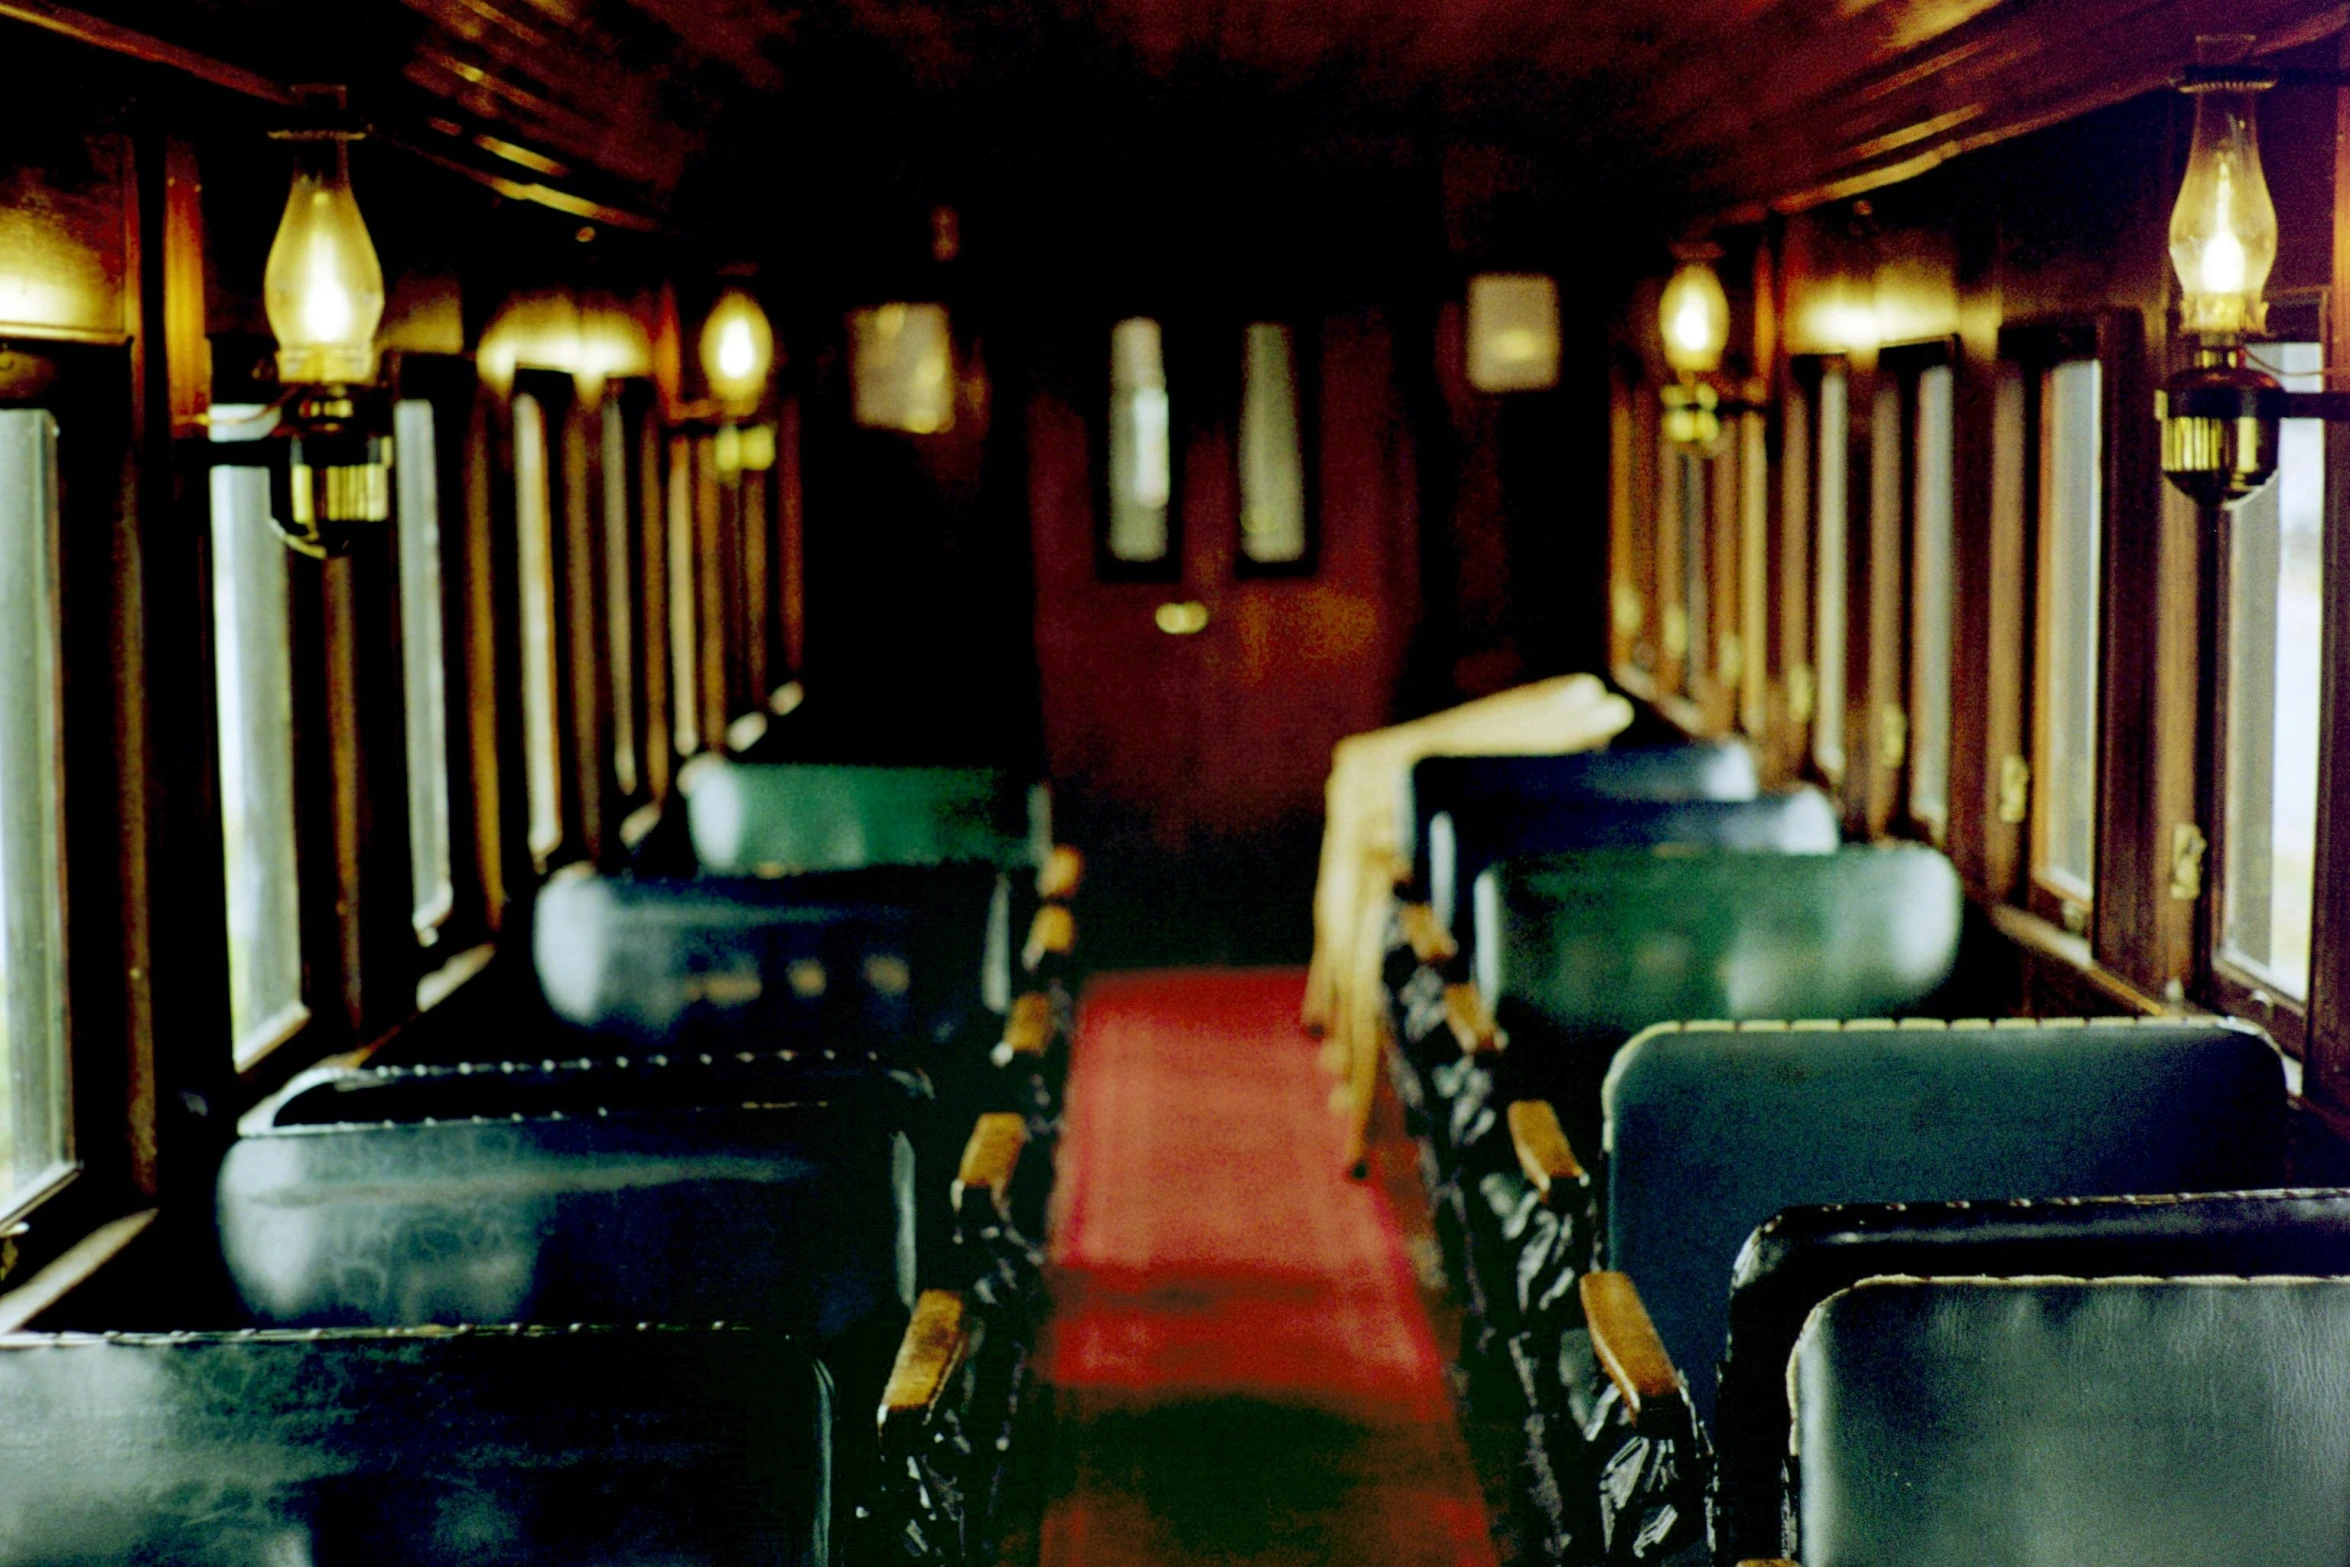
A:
1375;740;2338;1567
0;760;1081;1567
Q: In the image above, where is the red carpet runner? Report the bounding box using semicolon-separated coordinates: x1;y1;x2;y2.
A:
1037;968;1500;1567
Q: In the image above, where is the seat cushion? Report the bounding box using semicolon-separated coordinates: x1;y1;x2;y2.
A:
1714;1186;2350;1563
1794;1277;2350;1567
1405;740;1757;881
686;761;1040;877
1428;787;1839;932
0;1326;830;1567
1601;1017;2287;1421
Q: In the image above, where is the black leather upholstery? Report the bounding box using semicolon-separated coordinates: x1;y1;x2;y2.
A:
1715;1186;2350;1563
1793;1277;2350;1567
217;1105;914;1418
1404;741;1758;889
1423;787;1839;933
0;1325;831;1565
1602;1017;2286;1422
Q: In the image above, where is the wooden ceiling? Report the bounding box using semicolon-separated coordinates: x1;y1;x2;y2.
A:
38;0;2350;237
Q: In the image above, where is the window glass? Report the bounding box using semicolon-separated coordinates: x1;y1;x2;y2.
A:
2221;341;2323;998
601;400;638;798
1108;318;1172;564
1239;322;1308;566
1812;364;1849;779
2034;358;2103;903
513;394;561;866
667;435;701;756
209;406;308;1067
1909;364;1956;835
0;411;68;1208
393;400;453;940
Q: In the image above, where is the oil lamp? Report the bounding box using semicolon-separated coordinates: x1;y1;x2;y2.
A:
699;288;775;416
2157;38;2284;508
1658;244;1733;451
255;87;393;556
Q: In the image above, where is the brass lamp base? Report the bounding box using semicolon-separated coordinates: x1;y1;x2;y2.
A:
2158;351;2283;509
277;388;394;558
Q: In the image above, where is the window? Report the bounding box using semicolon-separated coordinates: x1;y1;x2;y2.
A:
1108;318;1173;567
1908;364;1956;837
2032;358;2103;907
1679;451;1709;695
0;411;68;1211
1812;363;1849;779
2220;340;2323;1000
209;407;307;1068
1239;322;1309;568
602;399;639;799
393;400;453;941
513;393;561;867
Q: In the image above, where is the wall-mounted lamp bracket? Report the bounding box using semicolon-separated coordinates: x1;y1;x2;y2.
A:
188;386;394;558
1661;375;1761;455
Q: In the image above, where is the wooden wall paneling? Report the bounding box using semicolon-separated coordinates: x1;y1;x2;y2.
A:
2087;308;2196;996
1625;373;1659;685
1977;353;2032;903
1607;374;1639;676
1942;194;2003;895
778;397;805;678
463;391;518;920
634;396;671;798
318;531;417;1041
1708;434;1741;734
558;395;609;865
694;434;727;747
1654;425;1686;696
2305;44;2350;1112
1775;368;1813;784
1859;353;1906;837
741;464;771;706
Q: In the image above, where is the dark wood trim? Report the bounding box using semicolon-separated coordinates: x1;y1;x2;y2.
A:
633;393;671;798
556;390;609;866
2308;35;2350;1115
694;433;727;749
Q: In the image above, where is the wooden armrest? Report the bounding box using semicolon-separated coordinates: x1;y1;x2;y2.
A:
1506;1100;1584;1202
1024;904;1076;970
991;992;1055;1067
953;1111;1027;1220
1397;903;1457;966
1580;1270;1682;1427
1443;982;1501;1055
1037;844;1084;901
877;1289;977;1437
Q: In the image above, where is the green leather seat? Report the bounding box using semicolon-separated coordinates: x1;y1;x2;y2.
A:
1458;845;1966;1166
1793;1277;2350;1567
686;761;1044;877
1602;1016;2287;1423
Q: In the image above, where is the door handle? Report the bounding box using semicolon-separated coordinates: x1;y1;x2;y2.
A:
1154;601;1209;635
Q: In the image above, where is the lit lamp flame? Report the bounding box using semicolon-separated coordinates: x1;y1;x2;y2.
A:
1659;255;1729;376
263;136;384;387
699;288;775;413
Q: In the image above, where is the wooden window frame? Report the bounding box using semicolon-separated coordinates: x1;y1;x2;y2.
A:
1874;338;1961;845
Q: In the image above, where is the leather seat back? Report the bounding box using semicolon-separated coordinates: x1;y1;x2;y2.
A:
1405;740;1757;886
1715;1186;2350;1563
0;1325;830;1566
686;760;1040;877
217;1104;915;1413
1602;1017;2286;1421
1477;844;1964;1041
532;864;1012;1052
1793;1276;2350;1567
1427;787;1838;932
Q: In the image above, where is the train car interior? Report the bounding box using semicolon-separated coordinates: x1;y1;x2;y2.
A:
7;1;2350;1564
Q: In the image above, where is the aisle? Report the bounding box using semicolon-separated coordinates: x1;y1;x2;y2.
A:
1035;968;1500;1567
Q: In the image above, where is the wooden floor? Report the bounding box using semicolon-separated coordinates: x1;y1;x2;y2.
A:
1024;968;1500;1567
